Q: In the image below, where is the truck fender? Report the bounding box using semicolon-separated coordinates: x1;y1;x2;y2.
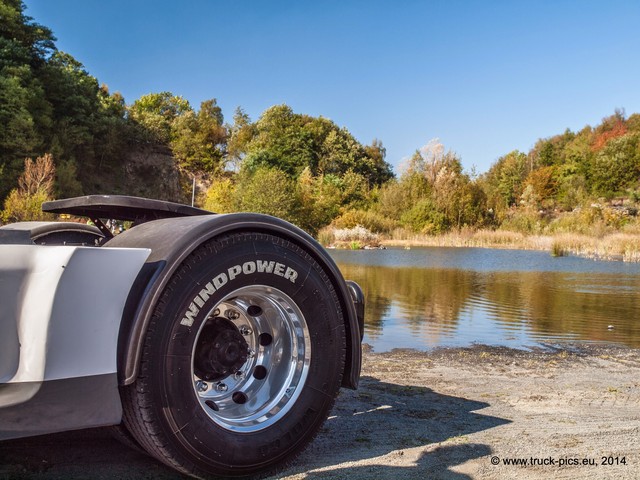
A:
105;213;362;389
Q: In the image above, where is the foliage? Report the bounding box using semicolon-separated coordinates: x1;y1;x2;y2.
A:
372;140;487;234
128;92;191;143
4;2;640;239
203;177;236;213
332;208;399;234
590;134;640;196
55;158;83;197
240;104;393;185
169;99;227;174
401;198;449;234
500;208;547;235
235;166;301;224
332;225;379;244
1;153;55;222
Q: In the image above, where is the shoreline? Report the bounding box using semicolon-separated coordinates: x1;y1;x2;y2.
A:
329;229;640;262
2;343;638;479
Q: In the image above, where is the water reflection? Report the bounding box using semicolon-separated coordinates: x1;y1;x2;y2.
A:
331;248;640;351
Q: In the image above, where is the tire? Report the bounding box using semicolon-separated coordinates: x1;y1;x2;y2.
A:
29;222;103;246
122;232;346;478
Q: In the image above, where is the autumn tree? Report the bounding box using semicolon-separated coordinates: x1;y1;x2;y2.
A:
1;153;55;222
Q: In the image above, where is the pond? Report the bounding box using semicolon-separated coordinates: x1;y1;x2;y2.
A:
329;247;640;352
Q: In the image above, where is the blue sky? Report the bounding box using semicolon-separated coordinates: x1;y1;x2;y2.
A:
24;0;640;174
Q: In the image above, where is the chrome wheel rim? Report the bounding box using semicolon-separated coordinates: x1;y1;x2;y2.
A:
191;285;311;432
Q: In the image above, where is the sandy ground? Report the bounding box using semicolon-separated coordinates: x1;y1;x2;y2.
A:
1;344;639;479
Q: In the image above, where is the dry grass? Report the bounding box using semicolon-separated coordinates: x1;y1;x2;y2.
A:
383;229;552;251
378;228;640;262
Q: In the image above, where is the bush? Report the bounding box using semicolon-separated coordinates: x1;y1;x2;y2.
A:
1;154;56;223
1;188;53;223
332;209;398;233
236;167;301;225
400;198;448;234
545;205;612;236
333;225;379;244
500;208;547;234
203;178;236;213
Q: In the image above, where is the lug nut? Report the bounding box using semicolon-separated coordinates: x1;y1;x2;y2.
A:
215;382;228;392
239;325;253;336
195;380;208;392
234;371;246;380
248;349;256;359
225;309;240;320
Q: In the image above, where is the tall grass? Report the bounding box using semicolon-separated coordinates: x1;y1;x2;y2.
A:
380;229;640;262
319;224;380;248
318;206;640;261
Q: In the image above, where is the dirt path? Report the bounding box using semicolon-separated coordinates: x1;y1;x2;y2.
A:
1;344;639;479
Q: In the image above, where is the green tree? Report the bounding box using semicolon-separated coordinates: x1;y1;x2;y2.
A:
489;150;528;210
400;198;448;234
0;0;56;197
0;73;40;196
296;167;342;235
241;104;394;185
170;99;227;173
226;107;255;170
128;92;192;143
235;166;301;224
590;134;640;196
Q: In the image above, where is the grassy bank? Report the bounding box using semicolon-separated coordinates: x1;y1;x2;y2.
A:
321;225;640;262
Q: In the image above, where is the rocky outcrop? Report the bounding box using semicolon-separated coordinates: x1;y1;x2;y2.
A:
121;146;186;203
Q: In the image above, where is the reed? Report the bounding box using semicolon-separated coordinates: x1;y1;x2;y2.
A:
379;229;640;262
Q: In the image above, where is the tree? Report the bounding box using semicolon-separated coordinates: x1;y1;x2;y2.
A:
363;138;394;186
128;92;192;143
0;74;40;197
296;168;342;235
226;107;255;170
243;105;317;176
522;166;557;208
496;150;527;208
203;177;236;213
1;153;55;222
590;134;640;196
0;0;56;69
170;99;227;173
0;0;56;198
591;110;628;152
241;104;394;185
235;166;301;224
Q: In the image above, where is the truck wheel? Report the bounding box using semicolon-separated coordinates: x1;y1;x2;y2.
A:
122;232;346;478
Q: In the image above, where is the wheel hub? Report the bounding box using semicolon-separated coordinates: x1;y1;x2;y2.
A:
191;286;311;433
194;317;249;381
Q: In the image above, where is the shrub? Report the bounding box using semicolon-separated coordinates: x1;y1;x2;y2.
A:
332;209;398;233
333;225;379;244
400;198;448;234
1;154;55;223
500;208;547;234
203;178;236;213
235;167;300;224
